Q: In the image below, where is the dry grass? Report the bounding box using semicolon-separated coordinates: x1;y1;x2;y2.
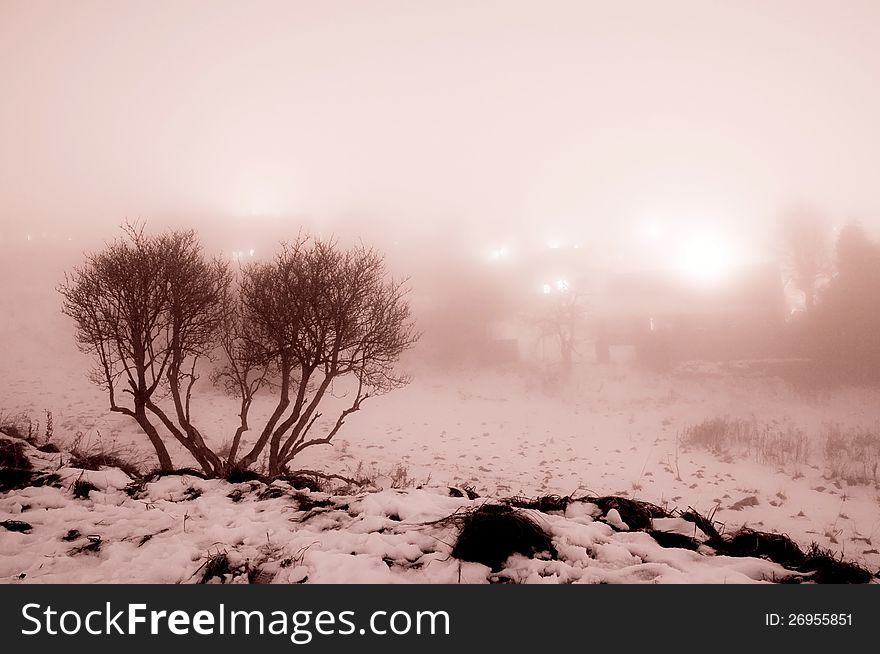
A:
681;416;810;467
822;423;880;486
67;431;145;479
448;504;557;572
0;437;34;491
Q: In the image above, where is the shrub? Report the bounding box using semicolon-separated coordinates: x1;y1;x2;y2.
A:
0;412;32;442
67;434;144;479
450;505;557;572
72;478;99;500
60;226;419;478
681;417;810;467
681;416;754;452
0;437;31;470
822;423;880;485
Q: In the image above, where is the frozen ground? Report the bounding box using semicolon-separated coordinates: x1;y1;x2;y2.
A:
1;249;880;582
0;438;822;584
2;325;880;581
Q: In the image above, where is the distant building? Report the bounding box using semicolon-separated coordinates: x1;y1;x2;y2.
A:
595;263;787;365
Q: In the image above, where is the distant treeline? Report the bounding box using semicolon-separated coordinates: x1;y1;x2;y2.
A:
800;222;880;383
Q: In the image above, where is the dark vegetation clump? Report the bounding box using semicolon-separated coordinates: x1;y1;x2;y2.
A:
0;423;27;442
678;505;723;540
1;520;32;533
587;495;667;531
495;493;875;583
0;438;31;470
446;484;479;500
798;543;874;584
198;551;231;584
257;485;288;500
69;449;141;479
61;529;81;542
721;528;806;567
0;412;40;445
124;480;148;498
70;535;103;555
647;530;701;551
248;566;276;585
72;478;99;500
503;494;572;513
0;468;36;491
293;491;334;512
224;465;265;484
283;473;325;493
37;443;60;454
678;508;873;581
31;472;62;488
143;467;208;481
0;436;62;492
183;485;203;501
449;504;557;572
0;438;33;491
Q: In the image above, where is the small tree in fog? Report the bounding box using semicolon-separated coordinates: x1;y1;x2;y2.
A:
59;224;231;474
811;221;880;381
221;237;419;475
61;227;416;476
537;286;587;375
779;207;831;313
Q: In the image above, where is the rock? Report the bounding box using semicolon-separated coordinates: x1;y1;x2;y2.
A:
729;495;759;511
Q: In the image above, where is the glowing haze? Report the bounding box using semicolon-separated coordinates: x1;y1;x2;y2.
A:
2;0;880;256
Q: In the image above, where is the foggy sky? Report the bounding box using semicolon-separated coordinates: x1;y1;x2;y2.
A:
2;0;880;248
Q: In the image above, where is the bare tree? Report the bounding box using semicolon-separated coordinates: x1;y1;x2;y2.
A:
211;271;271;469
779;207;831;313
61;227;417;477
59;224;230;474
221;237;419;475
536;286;587;375
810;221;880;381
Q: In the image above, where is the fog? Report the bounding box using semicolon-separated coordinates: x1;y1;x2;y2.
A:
5;1;880;352
3;1;880;242
3;1;880;585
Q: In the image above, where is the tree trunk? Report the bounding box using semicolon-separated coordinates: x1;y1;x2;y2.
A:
133;405;173;471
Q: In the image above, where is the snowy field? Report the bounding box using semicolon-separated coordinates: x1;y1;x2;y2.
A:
3;331;880;581
2;248;880;583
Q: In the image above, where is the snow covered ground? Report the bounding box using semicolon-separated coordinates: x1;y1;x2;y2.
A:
1;249;879;582
2;334;880;582
0;438;810;584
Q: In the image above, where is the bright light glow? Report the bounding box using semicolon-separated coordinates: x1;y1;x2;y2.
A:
555;279;570;292
675;233;736;285
488;246;509;261
547;240;561;249
542;283;552;294
231;249;256;261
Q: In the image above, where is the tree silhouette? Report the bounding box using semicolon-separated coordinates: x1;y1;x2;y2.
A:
779;207;831;314
219;236;419;475
59;224;230;473
811;221;880;382
60;226;418;476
